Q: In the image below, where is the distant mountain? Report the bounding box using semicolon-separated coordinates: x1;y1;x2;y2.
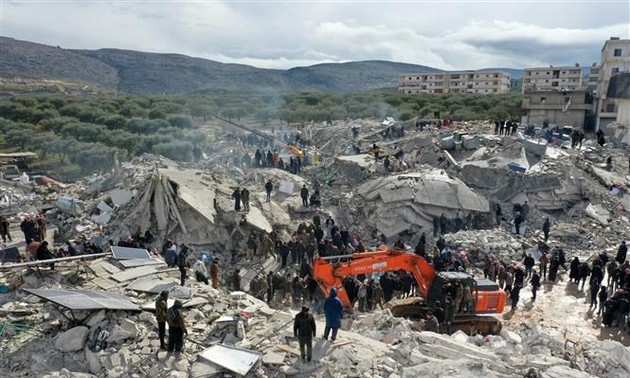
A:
0;37;522;94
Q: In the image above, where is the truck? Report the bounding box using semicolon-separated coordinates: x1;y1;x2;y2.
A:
313;245;506;335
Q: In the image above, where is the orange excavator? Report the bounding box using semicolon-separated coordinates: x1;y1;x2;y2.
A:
313;245;506;335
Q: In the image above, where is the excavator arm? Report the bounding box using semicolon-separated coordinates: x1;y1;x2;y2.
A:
312;246;436;309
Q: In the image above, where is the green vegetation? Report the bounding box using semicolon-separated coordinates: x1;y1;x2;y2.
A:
0;89;521;180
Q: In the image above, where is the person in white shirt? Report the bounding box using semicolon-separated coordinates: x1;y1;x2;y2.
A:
192;259;209;285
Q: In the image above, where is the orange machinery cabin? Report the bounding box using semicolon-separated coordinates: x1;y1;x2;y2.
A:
313;245;506;314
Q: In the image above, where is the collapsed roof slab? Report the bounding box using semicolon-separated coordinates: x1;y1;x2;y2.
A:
111;246;151;260
23;288;140;311
161;167;217;225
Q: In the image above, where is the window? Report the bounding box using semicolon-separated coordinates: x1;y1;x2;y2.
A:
493;89;498;93
540;97;546;104
408;91;412;94
614;49;622;57
552;82;559;87
612;68;620;74
416;77;419;80
606;104;616;112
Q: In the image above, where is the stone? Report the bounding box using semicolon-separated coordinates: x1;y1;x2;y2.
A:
120;318;139;338
174;359;190;372
84;346;102;374
55;326;89;352
86;310;107;327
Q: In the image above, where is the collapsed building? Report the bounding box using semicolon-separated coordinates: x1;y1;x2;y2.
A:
2;117;630;377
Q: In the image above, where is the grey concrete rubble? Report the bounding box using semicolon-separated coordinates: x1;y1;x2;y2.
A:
1;118;630;378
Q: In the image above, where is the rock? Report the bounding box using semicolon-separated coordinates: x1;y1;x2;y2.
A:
500;329;522;344
120;318;139;338
55;326;89;352
174;359;190;372
86;310;107;327
84;345;102;375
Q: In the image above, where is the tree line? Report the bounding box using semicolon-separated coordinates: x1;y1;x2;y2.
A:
0;89;521;179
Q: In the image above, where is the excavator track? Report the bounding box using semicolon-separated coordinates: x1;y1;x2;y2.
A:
385;297;503;336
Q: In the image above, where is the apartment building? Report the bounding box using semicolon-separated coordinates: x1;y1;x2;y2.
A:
587;64;600;89
398;71;510;95
522;66;583;92
595;37;630;130
521;90;592;130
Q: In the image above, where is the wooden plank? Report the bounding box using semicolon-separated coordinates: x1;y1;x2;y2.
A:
331;340;352;348
275;343;301;356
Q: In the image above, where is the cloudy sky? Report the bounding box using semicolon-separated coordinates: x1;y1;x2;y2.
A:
2;0;629;70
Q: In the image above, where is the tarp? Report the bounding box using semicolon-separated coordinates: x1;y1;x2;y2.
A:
199;344;261;376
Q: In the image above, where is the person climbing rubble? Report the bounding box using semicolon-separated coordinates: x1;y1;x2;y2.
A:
192;258;209;285
423;311;440;333
542;218;551;242
294;306;316;363
177;245;188;286
530;270;541;302
36;240;55;270
166;299;187;353
323;288;343;342
155;290;168;350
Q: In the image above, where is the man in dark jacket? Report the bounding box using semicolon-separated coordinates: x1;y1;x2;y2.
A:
616;241;627;264
300;185;309;207
155;291;169;349
36;240;55;270
323;288;344;341
232;188;242;211
511;284;522;310
265;180;273;202
523;253;535;278
166;300;187;352
530;270;541;302
241;188;250;212
542;218;550;242
293;306;316;362
177;246;188;286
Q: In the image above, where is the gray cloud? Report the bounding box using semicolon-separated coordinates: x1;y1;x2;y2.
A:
2;1;628;70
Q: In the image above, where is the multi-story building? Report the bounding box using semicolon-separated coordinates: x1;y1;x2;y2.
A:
522;66;583;92
521;89;592;129
587;64;600;89
595;37;630;130
398;71;510;95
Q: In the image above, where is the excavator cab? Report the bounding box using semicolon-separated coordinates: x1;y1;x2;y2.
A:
426;272;506;313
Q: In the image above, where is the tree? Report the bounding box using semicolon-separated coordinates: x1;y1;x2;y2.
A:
167;115;195;129
153;141;194;161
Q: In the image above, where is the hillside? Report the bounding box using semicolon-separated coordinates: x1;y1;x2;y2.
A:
0;37;119;88
0;37;518;94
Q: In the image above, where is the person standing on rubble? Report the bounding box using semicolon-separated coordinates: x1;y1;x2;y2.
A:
166;300;187;353
542;218;550;242
443;295;455;334
513;212;524;236
177;246;188;286
300;185;309;207
530;270;541;302
241;187;250;212
210;258;220;289
232;187;242;211
155;291;169;350
323;288;343;342
523;253;535;278
265;180;273;202
615;241;627;264
294;306;316;363
539;253;549;281
510;284;522;310
0;215;11;243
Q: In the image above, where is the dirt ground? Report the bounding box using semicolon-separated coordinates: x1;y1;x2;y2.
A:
502;269;630;347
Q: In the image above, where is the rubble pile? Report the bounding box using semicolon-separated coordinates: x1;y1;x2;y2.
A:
3;117;630;378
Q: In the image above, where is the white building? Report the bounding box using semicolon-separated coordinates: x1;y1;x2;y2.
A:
398;71;510;95
595;37;630;130
522;66;583;92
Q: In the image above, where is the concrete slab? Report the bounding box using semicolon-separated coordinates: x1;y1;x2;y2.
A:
262;351;286;365
198;344;261;376
99;261;122;274
126;277;178;293
245;207;273;233
92;277;118;290
109;188;134;207
119;259;166;268
111;266;160;283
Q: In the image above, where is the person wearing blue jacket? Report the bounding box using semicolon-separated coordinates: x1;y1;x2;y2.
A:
323;288;344;341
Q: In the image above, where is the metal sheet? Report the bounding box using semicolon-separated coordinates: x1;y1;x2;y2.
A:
23;288;140;311
0;247;20;263
199;344;261;376
110;246;151;260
